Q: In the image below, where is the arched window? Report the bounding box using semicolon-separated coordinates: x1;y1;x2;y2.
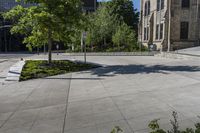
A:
145;2;147;16
144;1;150;16
157;0;165;11
147;1;150;15
161;0;164;10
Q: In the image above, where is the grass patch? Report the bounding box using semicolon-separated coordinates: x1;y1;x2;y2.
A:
20;60;99;81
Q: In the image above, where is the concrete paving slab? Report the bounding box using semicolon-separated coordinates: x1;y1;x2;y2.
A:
65;125;98;133
96;120;133;133
0;73;71;133
0;55;200;132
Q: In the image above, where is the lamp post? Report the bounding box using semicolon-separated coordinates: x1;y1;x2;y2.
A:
82;32;87;64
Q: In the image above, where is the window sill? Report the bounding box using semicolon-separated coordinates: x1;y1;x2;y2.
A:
156;9;164;12
181;7;190;10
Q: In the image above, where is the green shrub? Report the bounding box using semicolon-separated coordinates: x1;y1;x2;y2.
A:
149;111;200;133
110;126;123;133
20;60;99;81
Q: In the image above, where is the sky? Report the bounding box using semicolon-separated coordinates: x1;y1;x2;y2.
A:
97;0;140;10
133;0;140;10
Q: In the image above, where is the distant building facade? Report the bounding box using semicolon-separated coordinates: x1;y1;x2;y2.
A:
138;0;200;51
82;0;97;12
0;0;35;12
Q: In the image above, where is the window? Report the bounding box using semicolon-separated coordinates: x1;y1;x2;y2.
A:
156;24;159;39
155;24;164;40
157;0;164;11
144;1;150;16
144;27;149;41
161;0;164;10
147;1;150;15
182;0;190;8
147;27;149;40
171;10;174;17
145;2;147;16
157;0;160;11
180;22;189;39
144;27;147;40
160;23;163;39
199;4;200;18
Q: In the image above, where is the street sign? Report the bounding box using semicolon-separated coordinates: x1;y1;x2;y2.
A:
56;44;59;50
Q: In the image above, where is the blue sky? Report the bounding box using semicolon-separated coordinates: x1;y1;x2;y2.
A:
97;0;140;10
133;0;140;10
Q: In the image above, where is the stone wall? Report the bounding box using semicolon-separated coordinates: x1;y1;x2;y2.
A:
139;0;200;51
170;0;200;50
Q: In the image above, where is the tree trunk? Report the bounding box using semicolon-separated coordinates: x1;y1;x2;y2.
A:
48;29;52;64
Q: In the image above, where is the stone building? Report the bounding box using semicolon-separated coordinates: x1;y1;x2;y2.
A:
138;0;200;51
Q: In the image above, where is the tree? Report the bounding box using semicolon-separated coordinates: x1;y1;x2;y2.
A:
107;0;139;31
112;22;138;52
84;2;138;52
85;3;119;51
4;0;82;64
66;0;139;52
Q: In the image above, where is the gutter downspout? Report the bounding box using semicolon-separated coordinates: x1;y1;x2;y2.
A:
167;0;171;52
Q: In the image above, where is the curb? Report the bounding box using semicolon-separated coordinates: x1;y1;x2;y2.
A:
6;61;25;82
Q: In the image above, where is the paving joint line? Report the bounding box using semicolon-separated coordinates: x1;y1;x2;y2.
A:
28;80;57;132
98;78;135;133
0;80;43;129
62;73;72;133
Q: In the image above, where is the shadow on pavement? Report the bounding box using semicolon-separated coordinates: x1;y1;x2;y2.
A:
42;77;103;80
89;65;200;76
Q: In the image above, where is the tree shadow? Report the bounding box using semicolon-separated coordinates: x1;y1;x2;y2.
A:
89;64;200;77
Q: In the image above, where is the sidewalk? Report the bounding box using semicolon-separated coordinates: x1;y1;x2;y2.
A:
177;46;200;56
0;74;72;133
0;60;17;84
0;56;200;133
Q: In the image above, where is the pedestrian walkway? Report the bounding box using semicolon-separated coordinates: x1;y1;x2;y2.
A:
0;56;200;133
0;74;72;133
177;46;200;56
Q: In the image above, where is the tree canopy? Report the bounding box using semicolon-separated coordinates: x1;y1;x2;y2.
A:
72;0;139;52
4;0;83;63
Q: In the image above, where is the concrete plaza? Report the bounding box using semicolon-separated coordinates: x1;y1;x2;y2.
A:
0;54;200;133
